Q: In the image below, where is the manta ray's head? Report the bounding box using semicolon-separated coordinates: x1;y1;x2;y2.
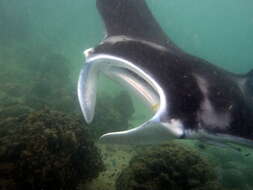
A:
78;48;185;144
77;0;253;147
77;0;187;144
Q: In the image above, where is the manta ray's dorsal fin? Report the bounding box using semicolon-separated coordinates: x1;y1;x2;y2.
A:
96;0;182;53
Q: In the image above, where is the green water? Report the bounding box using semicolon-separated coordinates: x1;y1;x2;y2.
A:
1;0;253;73
0;0;253;190
148;0;253;73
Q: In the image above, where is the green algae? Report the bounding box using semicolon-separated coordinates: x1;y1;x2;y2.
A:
116;143;230;190
0;109;104;190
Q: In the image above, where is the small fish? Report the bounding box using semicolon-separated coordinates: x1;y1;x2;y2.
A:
78;0;253;147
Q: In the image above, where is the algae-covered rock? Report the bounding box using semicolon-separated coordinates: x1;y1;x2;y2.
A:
0;109;104;190
116;143;227;190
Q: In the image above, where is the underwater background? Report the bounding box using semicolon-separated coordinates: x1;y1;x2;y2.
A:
0;0;253;190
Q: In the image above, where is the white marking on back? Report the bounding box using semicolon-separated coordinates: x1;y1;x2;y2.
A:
194;75;231;129
103;35;168;52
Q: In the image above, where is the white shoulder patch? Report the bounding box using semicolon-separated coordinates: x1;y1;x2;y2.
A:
194;74;231;129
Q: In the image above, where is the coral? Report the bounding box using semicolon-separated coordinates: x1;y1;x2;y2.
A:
116;143;227;190
0;109;104;190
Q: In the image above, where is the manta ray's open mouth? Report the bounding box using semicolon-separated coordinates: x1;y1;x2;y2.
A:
77;52;184;144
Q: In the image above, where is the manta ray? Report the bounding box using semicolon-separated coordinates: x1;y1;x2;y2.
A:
78;0;253;146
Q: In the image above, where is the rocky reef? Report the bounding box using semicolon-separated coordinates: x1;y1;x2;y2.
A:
0;109;104;190
116;142;228;190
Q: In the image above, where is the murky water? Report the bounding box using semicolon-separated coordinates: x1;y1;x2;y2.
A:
0;0;253;190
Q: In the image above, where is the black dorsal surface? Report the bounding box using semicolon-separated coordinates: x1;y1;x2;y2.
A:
93;0;253;142
96;0;182;53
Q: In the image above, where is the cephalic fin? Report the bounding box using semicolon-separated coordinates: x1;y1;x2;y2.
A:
78;62;99;123
99;118;185;144
78;53;185;144
78;53;165;124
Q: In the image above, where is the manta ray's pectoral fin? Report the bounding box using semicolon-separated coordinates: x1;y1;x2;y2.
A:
99;117;185;144
96;0;183;54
